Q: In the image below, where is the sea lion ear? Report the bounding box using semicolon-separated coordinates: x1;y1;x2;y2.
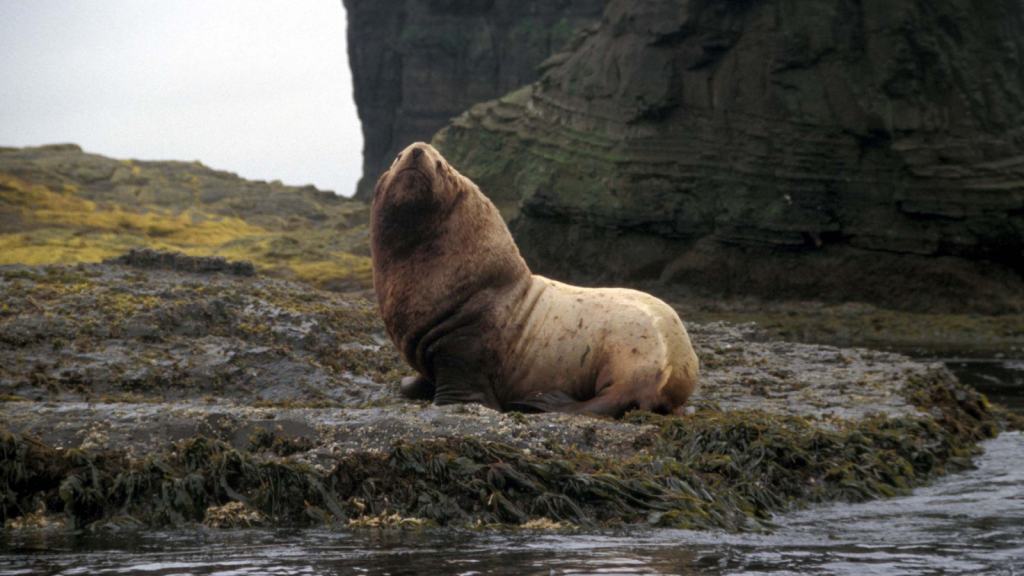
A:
447;167;462;190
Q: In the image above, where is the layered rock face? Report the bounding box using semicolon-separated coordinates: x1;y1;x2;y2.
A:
435;0;1024;313
343;0;608;200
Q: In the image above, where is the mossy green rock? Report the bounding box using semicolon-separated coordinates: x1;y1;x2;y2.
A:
433;0;1024;314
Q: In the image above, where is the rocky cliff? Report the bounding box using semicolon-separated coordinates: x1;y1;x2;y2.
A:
343;0;608;200
433;0;1024;313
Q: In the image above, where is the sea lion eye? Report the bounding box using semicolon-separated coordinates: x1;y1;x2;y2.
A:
395;153;402;163
436;161;443;172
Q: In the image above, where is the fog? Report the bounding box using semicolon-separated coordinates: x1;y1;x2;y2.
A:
0;1;362;196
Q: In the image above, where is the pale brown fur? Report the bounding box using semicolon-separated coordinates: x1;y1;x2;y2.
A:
371;142;699;417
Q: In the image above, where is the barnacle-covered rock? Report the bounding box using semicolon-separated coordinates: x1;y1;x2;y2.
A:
0;259;1018;532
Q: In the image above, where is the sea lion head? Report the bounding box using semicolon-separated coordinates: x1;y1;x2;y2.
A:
372;142;459;213
370;140;529;341
370;141;478;266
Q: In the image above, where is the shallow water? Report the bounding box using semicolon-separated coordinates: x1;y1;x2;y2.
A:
1;361;1022;576
934;355;1024;414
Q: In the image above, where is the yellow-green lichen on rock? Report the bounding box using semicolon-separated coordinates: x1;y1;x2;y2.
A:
0;145;372;291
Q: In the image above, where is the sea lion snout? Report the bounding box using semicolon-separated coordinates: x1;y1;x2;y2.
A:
376;142;449;208
394;142;440;179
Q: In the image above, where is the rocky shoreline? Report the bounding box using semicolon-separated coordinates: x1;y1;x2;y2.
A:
659;291;1024;355
1;254;1017;532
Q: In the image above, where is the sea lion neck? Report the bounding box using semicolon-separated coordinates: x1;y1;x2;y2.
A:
371;167;530;374
371;181;448;262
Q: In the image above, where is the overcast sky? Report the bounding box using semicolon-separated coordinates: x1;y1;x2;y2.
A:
0;1;362;196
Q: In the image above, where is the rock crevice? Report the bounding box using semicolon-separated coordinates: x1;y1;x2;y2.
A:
343;0;609;200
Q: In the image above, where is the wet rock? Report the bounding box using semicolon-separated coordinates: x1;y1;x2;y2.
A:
0;315;75;346
107;248;256;277
0;259;992;450
0;261;1018;532
0;261;397;406
123;313;161;341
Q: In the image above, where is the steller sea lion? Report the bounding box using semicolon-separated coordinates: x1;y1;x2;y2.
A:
370;142;699;417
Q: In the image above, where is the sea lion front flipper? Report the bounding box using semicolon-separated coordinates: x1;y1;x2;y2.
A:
399;374;436;401
505;390;579;414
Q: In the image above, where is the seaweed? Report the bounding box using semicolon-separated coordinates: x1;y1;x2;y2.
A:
1;366;1013;532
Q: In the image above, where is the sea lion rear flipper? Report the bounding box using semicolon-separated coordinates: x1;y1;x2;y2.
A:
506;390;579;414
565;393;631;418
